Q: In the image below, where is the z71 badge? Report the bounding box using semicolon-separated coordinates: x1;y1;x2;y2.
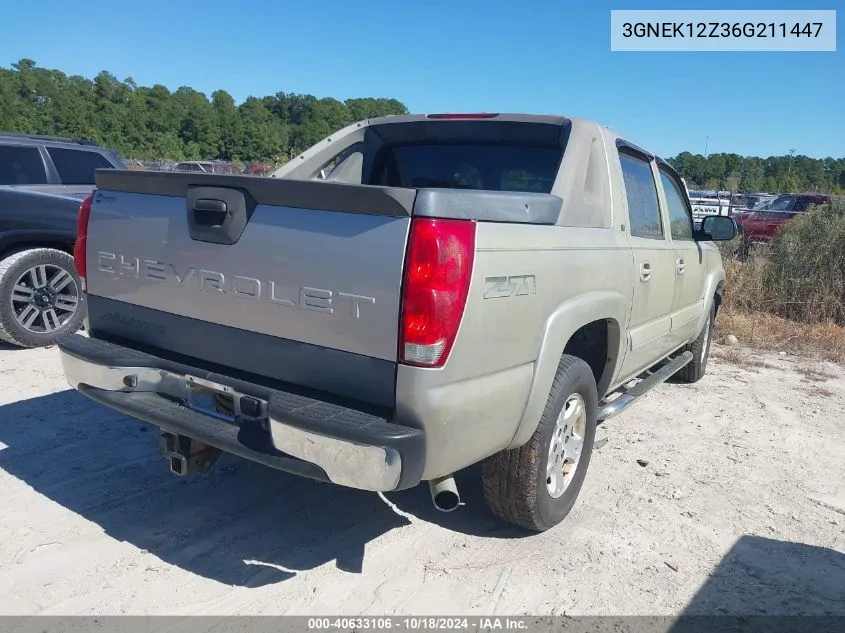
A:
483;275;537;299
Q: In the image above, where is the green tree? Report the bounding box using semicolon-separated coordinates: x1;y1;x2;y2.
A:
171;87;220;159
1;59;841;185
724;172;741;193
211;90;242;161
238;97;288;162
345;97;408;121
743;158;766;191
152;132;185;161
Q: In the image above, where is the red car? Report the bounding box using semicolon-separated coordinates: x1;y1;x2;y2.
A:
739;193;831;245
246;163;274;175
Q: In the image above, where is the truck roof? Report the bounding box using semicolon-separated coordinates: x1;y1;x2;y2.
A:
0;131;100;147
366;113;572;127
367;112;614;134
364;113;666;164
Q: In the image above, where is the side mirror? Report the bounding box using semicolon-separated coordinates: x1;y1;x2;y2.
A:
695;215;737;241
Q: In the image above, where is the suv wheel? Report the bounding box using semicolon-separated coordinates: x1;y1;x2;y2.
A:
481;355;598;532
677;302;715;383
0;248;86;348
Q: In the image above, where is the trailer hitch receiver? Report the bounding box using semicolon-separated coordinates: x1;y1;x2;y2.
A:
159;432;222;476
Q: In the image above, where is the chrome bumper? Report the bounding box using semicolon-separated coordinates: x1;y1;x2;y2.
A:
59;347;405;492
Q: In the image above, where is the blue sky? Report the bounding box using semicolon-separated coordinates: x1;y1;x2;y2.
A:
1;0;841;158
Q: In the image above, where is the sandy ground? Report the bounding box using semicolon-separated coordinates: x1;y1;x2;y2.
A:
0;341;843;617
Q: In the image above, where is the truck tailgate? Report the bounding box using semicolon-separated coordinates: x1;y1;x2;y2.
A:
83;171;415;407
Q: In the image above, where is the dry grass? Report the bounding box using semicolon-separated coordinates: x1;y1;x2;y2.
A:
711;345;770;371
796;363;837;383
808;386;835;398
715;307;845;363
716;198;845;364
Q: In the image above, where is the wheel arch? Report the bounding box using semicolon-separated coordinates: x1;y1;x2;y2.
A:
0;235;75;261
506;290;629;450
698;266;726;333
714;278;725;316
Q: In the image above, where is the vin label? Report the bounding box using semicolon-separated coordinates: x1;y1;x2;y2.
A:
611;10;836;51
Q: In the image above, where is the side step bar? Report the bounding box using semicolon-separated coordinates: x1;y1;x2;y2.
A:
598;351;694;422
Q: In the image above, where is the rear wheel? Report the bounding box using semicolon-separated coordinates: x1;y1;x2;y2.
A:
0;248;86;348
481;355;598;532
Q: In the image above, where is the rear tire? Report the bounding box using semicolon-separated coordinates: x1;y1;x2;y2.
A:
0;248;86;348
482;355;598;532
677;302;715;383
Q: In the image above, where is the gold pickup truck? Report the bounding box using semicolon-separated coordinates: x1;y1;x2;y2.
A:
57;113;737;532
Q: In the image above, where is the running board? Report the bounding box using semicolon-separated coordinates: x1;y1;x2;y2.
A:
598;351;694;422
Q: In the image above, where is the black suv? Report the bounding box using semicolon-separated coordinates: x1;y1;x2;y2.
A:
0;133;124;348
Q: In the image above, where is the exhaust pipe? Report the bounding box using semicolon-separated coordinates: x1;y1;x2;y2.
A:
429;475;461;512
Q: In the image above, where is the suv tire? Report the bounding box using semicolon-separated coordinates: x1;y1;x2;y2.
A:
677;302;715;383
481;355;598;532
0;248;86;348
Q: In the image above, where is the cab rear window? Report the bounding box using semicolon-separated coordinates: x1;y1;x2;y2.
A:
369;143;562;193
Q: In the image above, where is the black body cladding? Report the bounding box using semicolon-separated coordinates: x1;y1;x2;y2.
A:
86;295;397;410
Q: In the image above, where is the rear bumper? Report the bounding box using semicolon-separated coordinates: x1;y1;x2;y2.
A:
57;334;425;492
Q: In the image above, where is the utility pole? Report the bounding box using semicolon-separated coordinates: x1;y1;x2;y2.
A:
704;136;709;160
785;148;797;192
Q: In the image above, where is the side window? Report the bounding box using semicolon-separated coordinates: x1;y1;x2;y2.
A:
0;145;48;185
619;152;664;240
767;196;794;212
47;148;115;185
793;197;812;212
320;142;364;181
658;169;693;240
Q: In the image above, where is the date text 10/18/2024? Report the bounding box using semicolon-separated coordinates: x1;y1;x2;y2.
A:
307;618;528;630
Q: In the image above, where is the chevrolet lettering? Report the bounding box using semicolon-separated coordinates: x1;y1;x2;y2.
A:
96;251;376;317
59;113;736;532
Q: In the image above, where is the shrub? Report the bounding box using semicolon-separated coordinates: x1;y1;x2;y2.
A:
715;198;845;361
765;197;845;325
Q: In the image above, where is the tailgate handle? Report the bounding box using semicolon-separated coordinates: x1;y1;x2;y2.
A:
186;186;256;245
192;198;229;227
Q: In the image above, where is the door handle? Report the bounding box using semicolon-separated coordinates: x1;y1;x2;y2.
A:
192;198;229;227
676;258;686;275
639;262;652;282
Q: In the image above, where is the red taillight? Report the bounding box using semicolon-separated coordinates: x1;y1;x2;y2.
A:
399;218;476;368
425;113;499;119
74;191;95;282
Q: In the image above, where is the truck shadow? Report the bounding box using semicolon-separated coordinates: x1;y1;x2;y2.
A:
677;534;845;618
660;535;845;631
0;390;523;588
